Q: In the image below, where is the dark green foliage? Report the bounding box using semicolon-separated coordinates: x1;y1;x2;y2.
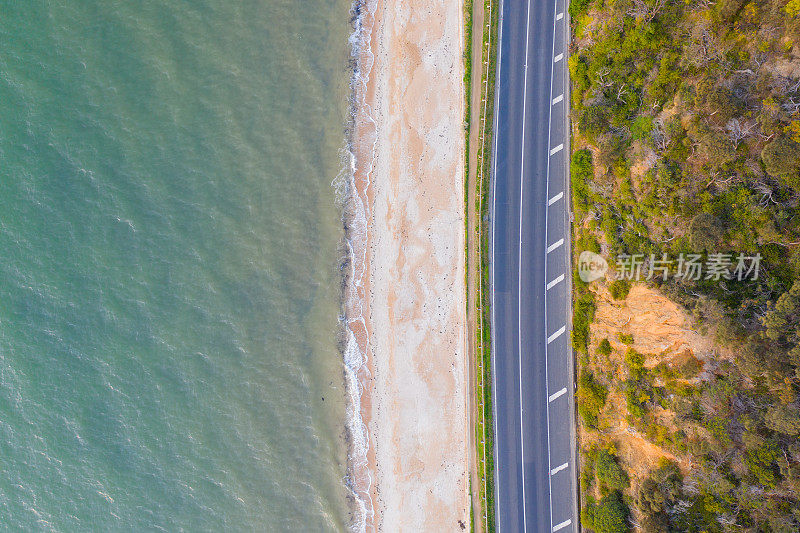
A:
573;273;597;353
617;332;634;345
765;404;800;436
761;137;800;188
744;442;781;488
608;279;631;300
582;491;629;533
688;213;724;252
637;460;682;523
597;338;613;356
572;0;800;526
572;149;595;215
595;449;629;491
578;371;608;428
569;0;591;18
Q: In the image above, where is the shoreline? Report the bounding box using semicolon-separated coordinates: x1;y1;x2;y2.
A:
344;0;469;530
342;1;378;531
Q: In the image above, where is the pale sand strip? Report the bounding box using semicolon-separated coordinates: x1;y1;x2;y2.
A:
356;0;469;530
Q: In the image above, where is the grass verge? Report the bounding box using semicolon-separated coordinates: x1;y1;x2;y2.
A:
472;0;499;530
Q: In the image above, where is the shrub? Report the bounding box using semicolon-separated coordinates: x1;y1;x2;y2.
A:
597;338;613;356
569;0;591;18
609;279;631;300
618;332;634;345
625;349;646;380
596;449;629;491
582;491;629;533
572;149;595;215
578;371;608;428
573;281;597;353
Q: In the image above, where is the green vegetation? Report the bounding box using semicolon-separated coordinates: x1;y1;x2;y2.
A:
472;0;500;530
608;279;630;300
578;371;608;429
571;1;800;530
581;447;630;533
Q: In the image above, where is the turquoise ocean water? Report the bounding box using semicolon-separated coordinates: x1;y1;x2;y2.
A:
0;1;354;530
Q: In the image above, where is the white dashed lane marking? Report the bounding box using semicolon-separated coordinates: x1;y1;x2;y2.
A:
548;387;567;402
553;519;572;532
546;274;564;290
547;326;565;344
546;238;564;254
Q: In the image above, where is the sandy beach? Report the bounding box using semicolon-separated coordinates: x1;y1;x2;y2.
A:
347;0;469;530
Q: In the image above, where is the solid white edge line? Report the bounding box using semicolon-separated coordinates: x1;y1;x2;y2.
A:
517;0;535;530
549;144;563;156
491;0;506;526
548;387;567;402
551;462;569;476
548;191;563;205
546;273;565;290
552;94;563;105
553;519;572;532
546;238;564;254
547;326;566;344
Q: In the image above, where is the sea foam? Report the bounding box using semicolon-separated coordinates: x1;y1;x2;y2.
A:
333;1;378;531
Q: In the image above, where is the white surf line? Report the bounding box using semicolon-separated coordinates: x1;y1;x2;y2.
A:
548;387;567;402
550;462;569;476
546;273;565;290
547;326;566;345
553;519;572;532
556;12;564;21
548;191;563;205
553;53;563;63
546;239;564;254
549;143;563;156
552;94;563;105
517;0;535;529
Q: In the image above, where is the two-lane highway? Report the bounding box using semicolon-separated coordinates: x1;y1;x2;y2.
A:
490;0;576;531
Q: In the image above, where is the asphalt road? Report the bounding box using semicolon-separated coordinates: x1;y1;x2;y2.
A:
490;0;576;531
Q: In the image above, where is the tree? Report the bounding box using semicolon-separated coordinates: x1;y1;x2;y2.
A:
766;404;800;436
638;460;682;521
762;280;800;361
689;213;724;252
640;512;670;533
761;137;800;188
696;127;738;167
